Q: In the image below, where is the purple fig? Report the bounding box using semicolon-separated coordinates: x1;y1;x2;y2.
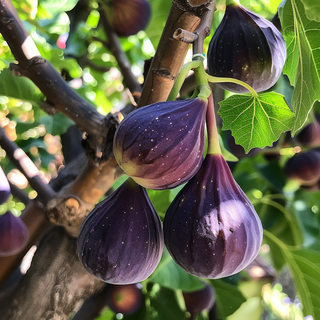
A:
107;0;151;37
113;98;207;190
0;211;29;257
163;153;263;279
207;3;286;93
296;120;320;147
183;282;215;320
77;178;163;284
107;283;144;315
0;166;11;205
284;149;320;186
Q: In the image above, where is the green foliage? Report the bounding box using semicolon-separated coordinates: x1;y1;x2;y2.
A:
219;92;295;153
279;0;320;134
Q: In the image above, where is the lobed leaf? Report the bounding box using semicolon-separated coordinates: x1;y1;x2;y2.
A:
218;92;295;153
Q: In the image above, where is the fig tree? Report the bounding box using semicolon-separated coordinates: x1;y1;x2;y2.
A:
77;178;163;284
0;211;29;257
113;98;207;190
207;2;286;93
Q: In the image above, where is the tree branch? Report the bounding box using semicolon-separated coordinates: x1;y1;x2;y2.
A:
0;0;108;157
0;125;56;205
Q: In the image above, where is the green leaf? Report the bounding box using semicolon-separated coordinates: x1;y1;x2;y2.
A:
0;69;44;106
300;0;320;22
210;279;246;319
147;285;186;320
264;229;320;319
218;92;295;153
40;113;75;136
149;247;205;292
38;0;79;18
279;0;320;134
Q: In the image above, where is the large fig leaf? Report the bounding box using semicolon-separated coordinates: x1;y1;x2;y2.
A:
149;247;204;292
279;0;320;134
0;69;44;106
218;92;295;153
264;230;320;320
299;0;320;22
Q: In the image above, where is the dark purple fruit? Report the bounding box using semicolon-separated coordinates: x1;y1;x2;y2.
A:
164;153;263;279
77;178;163;284
296;120;320;147
113;98;207;190
107;0;151;37
207;3;286;93
284;149;320;186
0;166;11;205
183;282;215;320
107;283;144;315
0;211;29;257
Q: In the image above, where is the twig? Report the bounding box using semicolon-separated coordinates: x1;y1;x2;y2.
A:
0;126;56;206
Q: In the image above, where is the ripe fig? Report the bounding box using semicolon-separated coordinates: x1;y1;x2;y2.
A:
296;120;320;147
113;98;207;190
106;0;151;37
207;2;286;93
284;149;320;186
183;282;215;320
0;211;29;257
0;166;11;205
163;153;263;279
77;178;163;284
107;283;144;315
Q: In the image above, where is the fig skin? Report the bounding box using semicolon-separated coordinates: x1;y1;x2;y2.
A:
0;166;11;205
106;283;144;315
164;153;263;279
207;3;286;93
107;0;151;37
0;211;29;257
77;178;163;285
296;120;320;147
183;282;215;320
113;98;207;190
284;149;320;186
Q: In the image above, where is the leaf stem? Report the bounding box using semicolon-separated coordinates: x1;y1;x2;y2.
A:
167;60;201;101
206;73;258;98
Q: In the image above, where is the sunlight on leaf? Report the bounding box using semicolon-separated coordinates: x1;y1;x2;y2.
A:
218;92;295;153
279;0;320;134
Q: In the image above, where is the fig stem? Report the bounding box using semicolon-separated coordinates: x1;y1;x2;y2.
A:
206;94;222;155
193;57;211;100
167;60;201;101
206;73;258;97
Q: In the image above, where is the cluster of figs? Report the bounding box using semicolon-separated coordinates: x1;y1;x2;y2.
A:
0;166;29;256
78;2;287;285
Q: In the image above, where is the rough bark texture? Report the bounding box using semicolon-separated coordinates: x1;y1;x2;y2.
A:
0;227;105;320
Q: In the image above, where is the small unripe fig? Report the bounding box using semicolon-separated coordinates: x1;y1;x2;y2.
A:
0;166;11;205
107;0;151;37
77;178;163;284
164;153;263;279
113;98;207;190
183;282;215;320
207;3;286;93
107;283;144;315
0;211;29;257
284;150;320;186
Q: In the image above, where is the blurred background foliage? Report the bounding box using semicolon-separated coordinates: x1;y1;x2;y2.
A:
0;0;319;319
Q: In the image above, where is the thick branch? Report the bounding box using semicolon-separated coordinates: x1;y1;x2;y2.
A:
138;0;213;107
0;125;56;205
